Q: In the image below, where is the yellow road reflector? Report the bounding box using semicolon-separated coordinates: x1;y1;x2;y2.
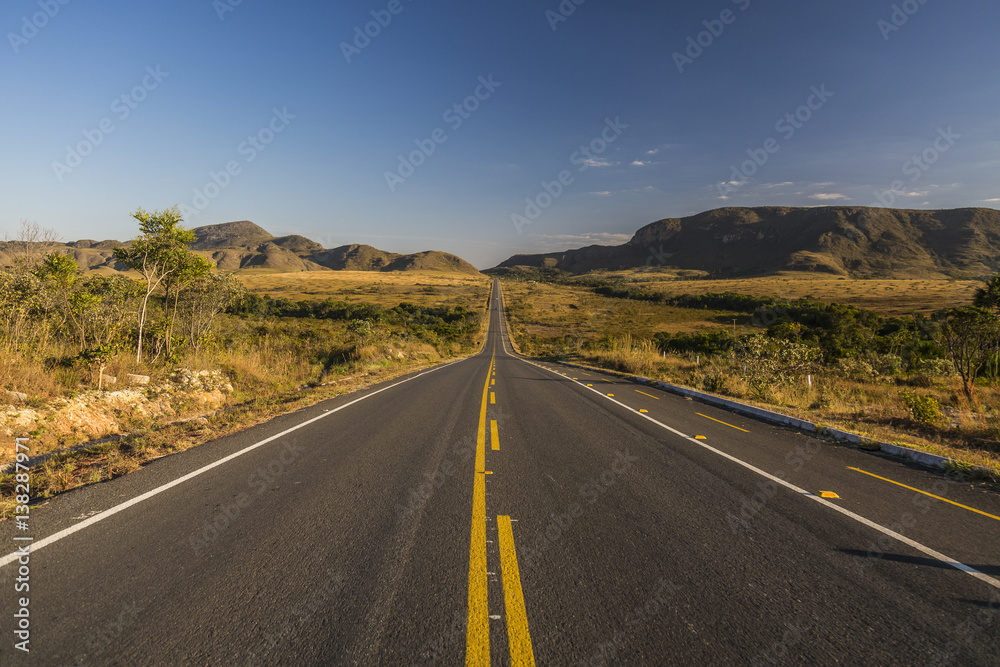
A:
639;409;648;413
607;393;614;397
586;384;593;387
820;491;839;499
695;435;707;440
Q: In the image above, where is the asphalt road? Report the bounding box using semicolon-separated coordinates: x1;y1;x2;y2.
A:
2;279;999;665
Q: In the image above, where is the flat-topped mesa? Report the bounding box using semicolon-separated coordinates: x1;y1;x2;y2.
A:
493;206;1000;278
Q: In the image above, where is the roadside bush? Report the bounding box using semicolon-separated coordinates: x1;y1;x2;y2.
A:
836;357;878;382
702;374;730;394
654;330;736;356
737;333;821;387
915;358;953;376
900;390;944;427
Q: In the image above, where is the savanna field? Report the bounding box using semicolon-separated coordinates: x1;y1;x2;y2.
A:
498;269;1000;476
0;258;490;517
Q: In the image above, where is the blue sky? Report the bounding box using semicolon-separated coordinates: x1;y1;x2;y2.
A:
2;0;997;268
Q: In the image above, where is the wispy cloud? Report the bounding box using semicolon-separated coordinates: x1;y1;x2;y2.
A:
981;198;1000;203
590;190;613;196
763;181;794;188
528;232;632;249
630;160;650;167
810;193;848;201
582;157;613;168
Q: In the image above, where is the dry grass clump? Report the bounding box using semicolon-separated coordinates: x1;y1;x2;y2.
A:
590;335;663;376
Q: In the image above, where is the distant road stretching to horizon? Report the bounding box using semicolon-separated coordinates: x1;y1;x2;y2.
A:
2;280;999;665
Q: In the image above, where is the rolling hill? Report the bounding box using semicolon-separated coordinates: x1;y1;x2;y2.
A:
492;206;1000;278
0;221;481;275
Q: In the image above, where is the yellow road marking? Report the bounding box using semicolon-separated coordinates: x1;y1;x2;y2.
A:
635;390;660;400
492;379;495;386
639;409;648;413
466;357;494;666
696;413;750;433
586;384;593;387
491;420;500;451
695;435;707;440
848;467;1000;522
607;394;614;397
497;516;536;666
491;392;495;405
820;491;840;499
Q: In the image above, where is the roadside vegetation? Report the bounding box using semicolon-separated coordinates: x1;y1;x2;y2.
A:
498;269;1000;475
0;212;488;518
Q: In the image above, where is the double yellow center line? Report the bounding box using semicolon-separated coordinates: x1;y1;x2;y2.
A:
466;351;535;666
466;355;493;665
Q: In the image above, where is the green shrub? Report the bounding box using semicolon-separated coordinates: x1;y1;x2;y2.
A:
899;390;943;427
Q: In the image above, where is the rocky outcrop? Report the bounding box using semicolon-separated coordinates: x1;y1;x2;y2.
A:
0;369;234;466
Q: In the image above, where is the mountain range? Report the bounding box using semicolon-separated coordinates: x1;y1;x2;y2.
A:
6;206;999;279
491;206;1000;278
0;220;482;275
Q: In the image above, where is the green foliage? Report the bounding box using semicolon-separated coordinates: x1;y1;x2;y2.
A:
973;274;1000;312
654;330;736;356
737;333;821;388
177;273;243;351
113;206;204;361
899;390;944;426
227;295;481;349
935;306;1000;400
35;251;79;288
346;318;378;344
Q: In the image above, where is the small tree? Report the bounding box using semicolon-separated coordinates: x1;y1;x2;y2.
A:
936;307;1000;402
112;207;199;361
974;274;1000;381
79;274;143;350
34;251;79;335
161;250;212;356
178;273;244;351
973;275;1000;312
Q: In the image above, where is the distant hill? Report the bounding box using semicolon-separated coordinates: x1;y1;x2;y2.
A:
190;221;273;250
491;206;1000;278
311;244;402;271
0;221;481;275
308;244;479;274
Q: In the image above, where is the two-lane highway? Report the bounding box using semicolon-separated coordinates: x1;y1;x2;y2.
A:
2;279;998;665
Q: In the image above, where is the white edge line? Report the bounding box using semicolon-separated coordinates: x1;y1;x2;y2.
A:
519;357;1000;592
1;359;468;569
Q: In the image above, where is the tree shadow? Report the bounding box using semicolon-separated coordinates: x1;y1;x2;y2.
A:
839;548;1000;577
